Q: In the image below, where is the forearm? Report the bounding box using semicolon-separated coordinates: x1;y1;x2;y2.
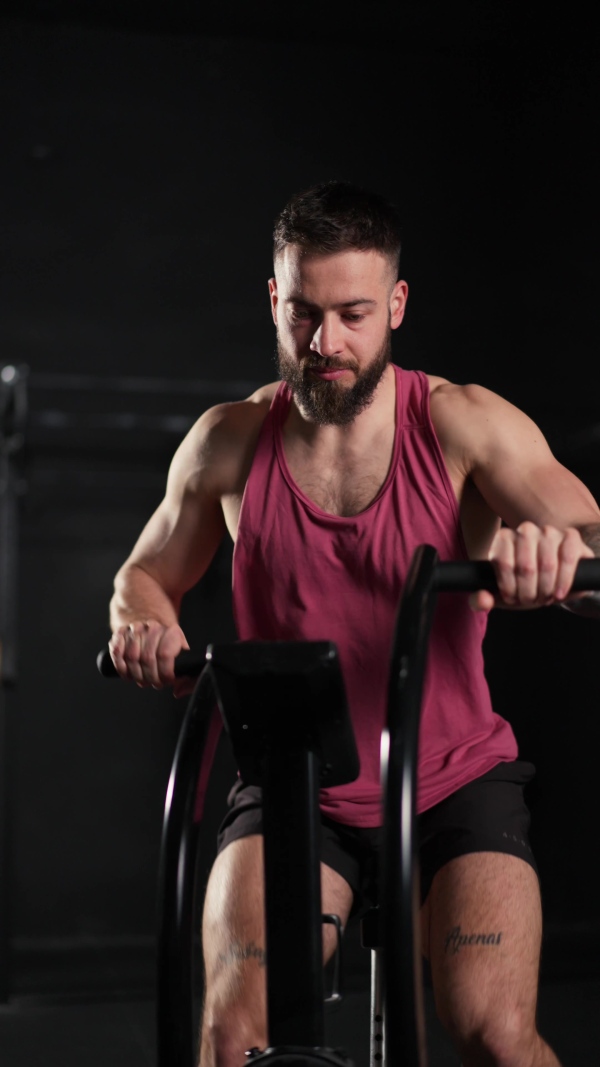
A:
578;523;600;556
109;562;181;631
563;522;600;618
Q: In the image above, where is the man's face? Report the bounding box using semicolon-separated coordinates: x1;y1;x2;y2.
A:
269;245;408;426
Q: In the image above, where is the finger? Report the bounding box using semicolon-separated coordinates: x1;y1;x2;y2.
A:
489;529;518;605
137;622;167;688
108;629;129;677
122;623;146;685
555;527;592;600
536;525;561;602
512;522;541;605
469;589;495;612
155;626;188;686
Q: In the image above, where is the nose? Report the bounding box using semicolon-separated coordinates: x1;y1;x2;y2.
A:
310;315;343;358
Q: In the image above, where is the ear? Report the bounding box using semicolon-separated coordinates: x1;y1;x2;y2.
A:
390;280;409;330
268;277;278;326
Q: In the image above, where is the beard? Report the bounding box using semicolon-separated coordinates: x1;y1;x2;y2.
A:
276;327;392;426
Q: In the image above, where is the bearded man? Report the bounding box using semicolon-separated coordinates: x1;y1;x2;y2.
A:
109;181;600;1066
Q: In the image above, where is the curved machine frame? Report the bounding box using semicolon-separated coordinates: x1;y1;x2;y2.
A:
114;549;600;1067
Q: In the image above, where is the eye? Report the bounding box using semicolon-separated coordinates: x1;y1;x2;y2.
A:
343;313;365;323
290;308;313;322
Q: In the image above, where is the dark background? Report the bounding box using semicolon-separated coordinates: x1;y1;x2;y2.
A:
1;1;599;986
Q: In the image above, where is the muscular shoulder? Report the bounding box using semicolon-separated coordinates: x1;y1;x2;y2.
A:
168;381;279;500
426;375;551;476
427;376;496;433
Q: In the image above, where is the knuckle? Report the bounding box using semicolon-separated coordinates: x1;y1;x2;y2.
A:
562;530;582;552
494;555;514;574
539;523;559;539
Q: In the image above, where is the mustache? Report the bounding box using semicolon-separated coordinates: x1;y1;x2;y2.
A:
302;356;357;372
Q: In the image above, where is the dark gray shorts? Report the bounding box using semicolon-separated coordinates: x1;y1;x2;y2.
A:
216;759;538;916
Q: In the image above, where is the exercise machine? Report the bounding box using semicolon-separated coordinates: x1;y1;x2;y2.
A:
98;549;600;1067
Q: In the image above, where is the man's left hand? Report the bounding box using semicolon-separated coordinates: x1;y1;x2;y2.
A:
470;522;595;611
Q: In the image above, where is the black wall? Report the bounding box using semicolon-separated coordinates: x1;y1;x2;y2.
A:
1;11;599;960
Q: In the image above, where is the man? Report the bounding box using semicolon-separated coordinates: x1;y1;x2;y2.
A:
109;181;600;1066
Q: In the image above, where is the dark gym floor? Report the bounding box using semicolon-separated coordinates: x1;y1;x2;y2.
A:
1;924;599;1066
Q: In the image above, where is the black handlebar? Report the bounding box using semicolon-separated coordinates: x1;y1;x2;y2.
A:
95;648;205;679
434;557;600;592
96;557;600;680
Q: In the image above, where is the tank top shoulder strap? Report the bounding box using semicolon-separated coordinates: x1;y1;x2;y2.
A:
245;382;290;473
394;365;429;429
269;380;292;435
237;383;292;540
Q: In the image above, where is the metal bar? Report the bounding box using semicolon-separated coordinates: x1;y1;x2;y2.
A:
0;364;28;1005
434;557;600;593
28;372;261;397
29;411;196;434
0;451;19;686
382;543;437;1067
156;667;223;1067
0;686;8;1003
0;450;14;1001
263;743;325;1047
370;948;386;1067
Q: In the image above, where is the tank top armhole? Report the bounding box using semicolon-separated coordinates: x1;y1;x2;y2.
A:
415;369;470;562
234;384;288;537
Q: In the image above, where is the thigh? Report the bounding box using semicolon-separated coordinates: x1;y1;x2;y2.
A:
202;834;354;993
421;851;542;1040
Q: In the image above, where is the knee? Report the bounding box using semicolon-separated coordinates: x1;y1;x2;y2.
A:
201;998;268;1067
442;1002;538;1067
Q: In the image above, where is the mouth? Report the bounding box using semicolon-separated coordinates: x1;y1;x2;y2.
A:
306;364;354;381
309;368;350;381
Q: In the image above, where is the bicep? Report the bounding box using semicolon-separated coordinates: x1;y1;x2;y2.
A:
126;486;226;602
124;428;227;601
463;388;600;530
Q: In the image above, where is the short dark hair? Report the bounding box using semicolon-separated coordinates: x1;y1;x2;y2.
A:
273;180;402;276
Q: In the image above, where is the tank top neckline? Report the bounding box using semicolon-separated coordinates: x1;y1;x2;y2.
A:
272;364;405;523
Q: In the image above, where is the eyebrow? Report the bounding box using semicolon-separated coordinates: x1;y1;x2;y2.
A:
286;297;377;308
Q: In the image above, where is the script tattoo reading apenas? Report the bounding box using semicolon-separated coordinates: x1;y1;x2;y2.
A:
444;926;504;955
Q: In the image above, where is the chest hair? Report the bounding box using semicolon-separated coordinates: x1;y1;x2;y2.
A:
291;454;391;517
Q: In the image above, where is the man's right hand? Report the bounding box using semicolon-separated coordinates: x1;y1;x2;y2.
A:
108;621;190;693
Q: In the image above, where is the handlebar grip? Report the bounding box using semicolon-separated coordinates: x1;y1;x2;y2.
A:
97;650;119;677
434;557;600;593
96;648;205;679
97;558;600;678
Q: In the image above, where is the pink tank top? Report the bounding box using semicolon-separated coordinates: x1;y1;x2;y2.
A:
232;366;517;826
